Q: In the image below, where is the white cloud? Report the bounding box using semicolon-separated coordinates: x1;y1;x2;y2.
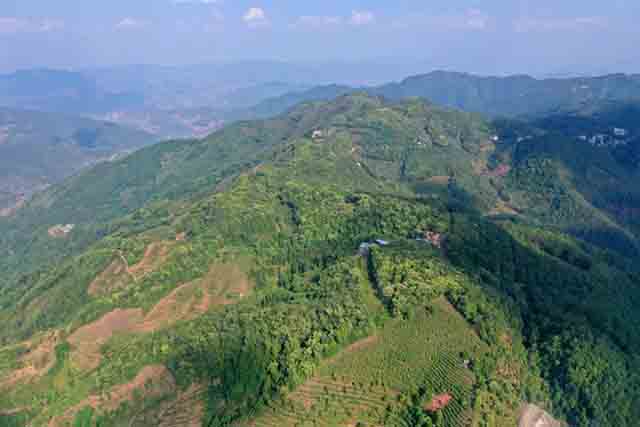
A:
116;17;151;30
350;10;375;26
392;10;490;31
0;17;64;34
295;15;343;29
514;16;607;33
294;11;376;30
243;7;268;28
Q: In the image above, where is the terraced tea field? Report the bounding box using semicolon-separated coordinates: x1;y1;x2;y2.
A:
242;299;487;427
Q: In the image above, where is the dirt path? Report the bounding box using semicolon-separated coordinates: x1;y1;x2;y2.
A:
88;242;174;296
324;335;379;367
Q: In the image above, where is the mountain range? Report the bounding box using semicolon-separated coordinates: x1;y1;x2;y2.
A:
232;71;640;121
1;80;640;427
3;62;640;427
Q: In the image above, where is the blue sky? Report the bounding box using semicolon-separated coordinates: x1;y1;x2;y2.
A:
0;0;638;75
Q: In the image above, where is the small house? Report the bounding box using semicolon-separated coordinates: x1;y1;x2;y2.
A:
424;393;453;413
312;130;324;140
48;224;76;238
614;128;628;137
375;239;390;246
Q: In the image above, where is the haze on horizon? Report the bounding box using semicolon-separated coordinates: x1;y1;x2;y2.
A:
0;0;638;78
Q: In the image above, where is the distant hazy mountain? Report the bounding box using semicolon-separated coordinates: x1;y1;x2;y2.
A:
0;69;144;114
0;108;153;213
84;64;311;111
0;68;308;139
240;71;640;120
0;60;442;119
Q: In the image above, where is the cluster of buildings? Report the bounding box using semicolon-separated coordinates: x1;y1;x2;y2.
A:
577;128;631;148
358;232;445;256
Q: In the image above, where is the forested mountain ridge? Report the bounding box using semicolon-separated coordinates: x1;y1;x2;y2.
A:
237;71;640;121
374;71;640;117
1;94;639;427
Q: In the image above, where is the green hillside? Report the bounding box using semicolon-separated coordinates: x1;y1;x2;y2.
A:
0;108;154;212
1;95;639;427
492;101;640;254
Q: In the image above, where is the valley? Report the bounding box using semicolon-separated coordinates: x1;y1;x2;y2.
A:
0;108;155;213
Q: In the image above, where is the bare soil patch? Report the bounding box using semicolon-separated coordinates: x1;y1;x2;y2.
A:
0;197;25;217
136;262;253;333
49;365;175;427
204;263;252;305
88;242;174;297
101;365;175;411
136;282;208;333
489;200;520;216
76;263;253;371
87;257;132;296
473;160;511;178
427;175;450;185
68;309;144;371
128;242;172;279
518;404;563;427
0;407;29;416
0;331;60;390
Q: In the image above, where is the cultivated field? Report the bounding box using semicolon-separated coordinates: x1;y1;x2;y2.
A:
243;299;486;427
